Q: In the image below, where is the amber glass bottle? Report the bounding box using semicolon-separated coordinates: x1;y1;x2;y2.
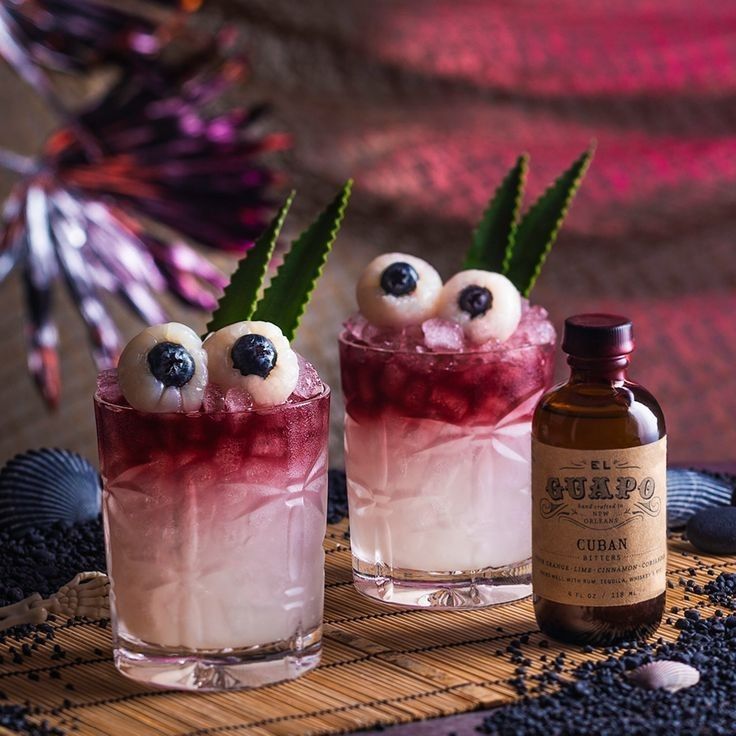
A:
532;314;666;645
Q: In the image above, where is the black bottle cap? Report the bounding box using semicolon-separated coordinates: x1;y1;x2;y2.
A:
562;314;634;358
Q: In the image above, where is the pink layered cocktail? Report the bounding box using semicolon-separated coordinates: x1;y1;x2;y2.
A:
95;361;329;690
92;183;351;690
340;254;555;608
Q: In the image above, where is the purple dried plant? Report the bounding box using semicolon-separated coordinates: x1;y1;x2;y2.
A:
0;36;287;408
0;0;194;75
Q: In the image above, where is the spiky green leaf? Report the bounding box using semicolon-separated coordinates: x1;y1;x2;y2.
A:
206;192;294;333
252;180;352;341
463;154;528;271
504;146;594;296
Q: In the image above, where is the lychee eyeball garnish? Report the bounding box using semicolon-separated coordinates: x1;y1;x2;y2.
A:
438;270;522;344
205;321;298;407
118;323;208;413
356;252;443;328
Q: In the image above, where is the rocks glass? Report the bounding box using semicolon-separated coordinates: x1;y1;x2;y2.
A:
339;307;555;608
94;371;330;690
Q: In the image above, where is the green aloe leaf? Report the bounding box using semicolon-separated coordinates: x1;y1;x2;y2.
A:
206;191;294;334
504;145;594;296
252;180;353;341
463;154;528;271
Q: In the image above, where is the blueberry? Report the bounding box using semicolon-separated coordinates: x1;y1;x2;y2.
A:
458;284;493;318
147;342;195;388
379;262;419;296
231;334;277;378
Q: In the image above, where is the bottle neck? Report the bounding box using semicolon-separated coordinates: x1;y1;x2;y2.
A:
566;354;630;384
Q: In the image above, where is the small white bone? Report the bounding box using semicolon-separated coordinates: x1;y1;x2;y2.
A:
0;594;48;631
0;572;109;632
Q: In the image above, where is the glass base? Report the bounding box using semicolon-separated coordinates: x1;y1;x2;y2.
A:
113;626;321;691
352;556;531;609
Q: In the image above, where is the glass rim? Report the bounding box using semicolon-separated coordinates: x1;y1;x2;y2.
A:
94;381;331;416
338;328;556;357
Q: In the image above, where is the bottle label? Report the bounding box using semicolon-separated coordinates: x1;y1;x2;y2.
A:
532;437;667;607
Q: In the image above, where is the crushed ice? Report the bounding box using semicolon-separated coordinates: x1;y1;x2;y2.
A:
344;300;555;353
97;352;324;413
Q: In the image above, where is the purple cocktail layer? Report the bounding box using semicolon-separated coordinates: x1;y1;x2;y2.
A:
340;304;556;427
96;366;328;486
95;372;330;651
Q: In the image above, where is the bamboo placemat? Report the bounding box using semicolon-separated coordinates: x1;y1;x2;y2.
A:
0;527;734;736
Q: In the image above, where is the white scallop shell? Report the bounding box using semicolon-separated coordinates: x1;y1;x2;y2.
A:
627;660;700;692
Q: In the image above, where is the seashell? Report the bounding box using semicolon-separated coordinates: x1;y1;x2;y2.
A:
627;660;700;693
666;467;734;529
0;448;101;537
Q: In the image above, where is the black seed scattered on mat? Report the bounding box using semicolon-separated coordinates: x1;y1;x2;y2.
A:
0;518;106;607
327;469;348;524
479;572;736;735
7;486;733;735
0;704;64;735
705;571;736;610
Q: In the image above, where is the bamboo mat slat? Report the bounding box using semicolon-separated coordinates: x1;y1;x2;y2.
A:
0;526;734;736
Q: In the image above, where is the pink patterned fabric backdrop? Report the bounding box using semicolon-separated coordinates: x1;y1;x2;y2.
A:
232;0;736;463
0;0;735;465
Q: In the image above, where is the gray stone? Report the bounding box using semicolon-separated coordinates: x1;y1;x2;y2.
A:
687;507;736;555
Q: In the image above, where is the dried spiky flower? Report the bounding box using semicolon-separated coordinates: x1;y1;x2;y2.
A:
0;0;195;75
0;36;287;407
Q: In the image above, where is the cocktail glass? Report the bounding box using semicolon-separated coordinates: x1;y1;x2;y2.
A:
339;310;555;608
94;372;330;690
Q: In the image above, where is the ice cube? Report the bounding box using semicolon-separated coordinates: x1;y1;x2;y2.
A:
382;362;409;402
504;302;556;348
421;318;465;352
202;384;227;413
344;313;370;343
362;322;399;347
401;379;429;416
478;392;511;425
96;368;125;405
429;385;470;424
356;369;379;407
402;325;426;352
290;353;324;401
344;312;430;352
225;388;254;413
